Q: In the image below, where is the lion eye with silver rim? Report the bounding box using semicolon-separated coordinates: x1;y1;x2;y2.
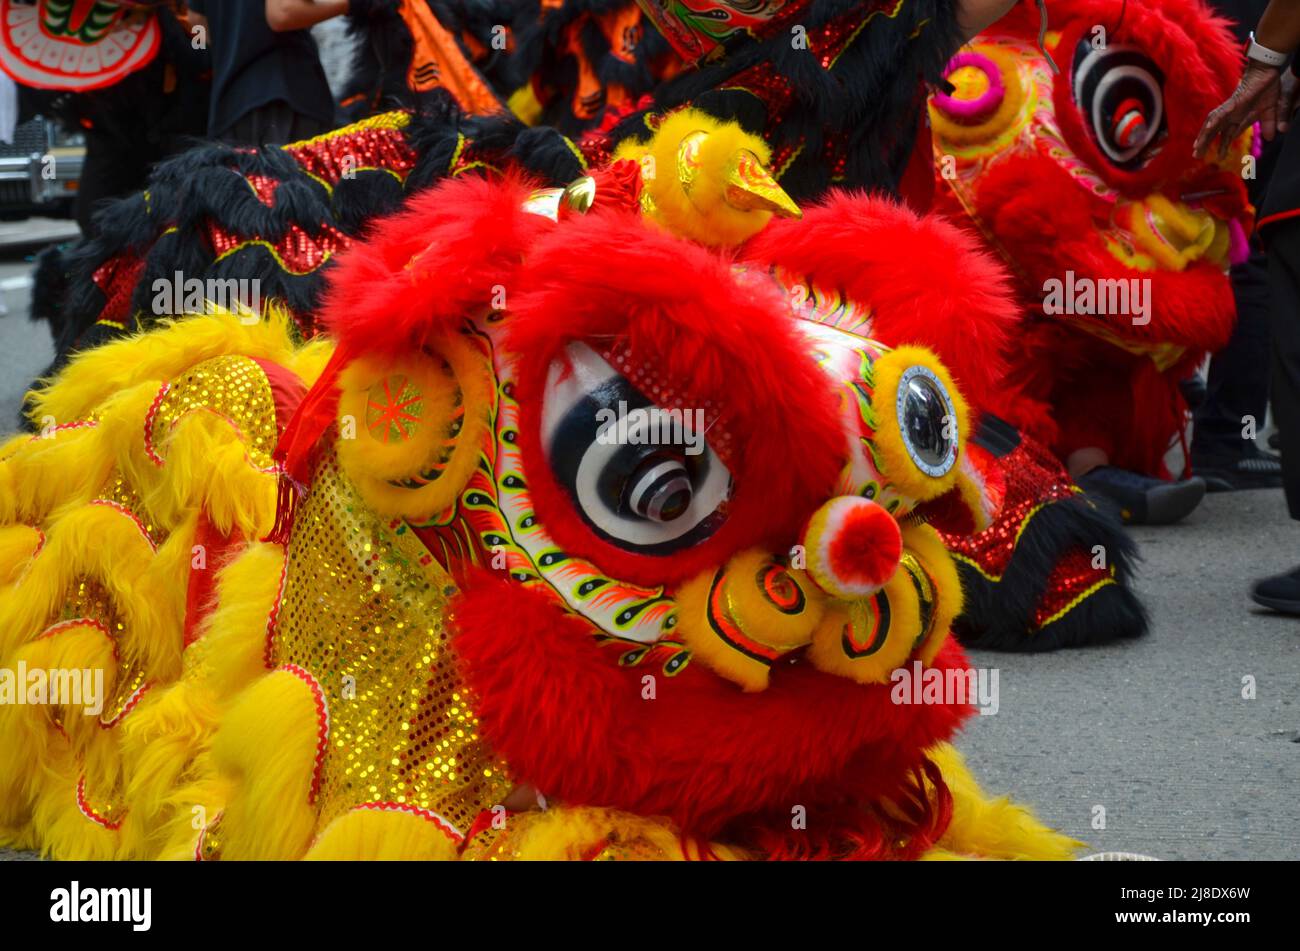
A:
896;365;958;478
1072;40;1166;169
540;343;731;554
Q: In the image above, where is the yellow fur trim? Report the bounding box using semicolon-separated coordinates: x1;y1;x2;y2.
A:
29;760;127;860
0;524;42;585
465;806;747;860
870;345;969;503
0;501;182;668
287;338;334;388
926;743;1083;860
139;410;277;539
4;622;117;754
184;541;286;695
27;305;301;428
0;624;116;842
615;108;781;247
209;668;324;859
305;808;461;860
122;541;288;853
507;84;543;126
117;682;218;847
0;422;118;525
154;752;232;861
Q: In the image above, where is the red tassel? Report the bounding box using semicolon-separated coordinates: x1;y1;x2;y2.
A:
261;344;356;546
262;467;300;546
275;344;353;481
459;807;513;855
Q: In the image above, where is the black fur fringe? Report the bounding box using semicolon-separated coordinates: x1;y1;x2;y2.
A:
953;494;1150;651
344;1;671;132
30;246;69;342
26;95;585;419
610;0;962;200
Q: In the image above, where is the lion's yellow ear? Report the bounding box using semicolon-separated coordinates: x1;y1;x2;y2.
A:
614;108;800;247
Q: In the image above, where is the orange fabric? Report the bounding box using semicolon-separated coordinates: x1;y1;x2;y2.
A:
461;30;487;60
400;0;502;115
564;19;603;121
596;5;642;66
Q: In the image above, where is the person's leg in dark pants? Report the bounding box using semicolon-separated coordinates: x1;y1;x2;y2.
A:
1266;218;1300;517
218;101;331;148
1194;248;1284;489
73;129;151;239
1251;216;1300;611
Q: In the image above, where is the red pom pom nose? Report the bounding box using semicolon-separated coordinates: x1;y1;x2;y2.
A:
801;496;903;601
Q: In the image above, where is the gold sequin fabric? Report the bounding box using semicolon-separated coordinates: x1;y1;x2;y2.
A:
99;473;161;545
270;450;514;836
50;578;139;731
82;484;159;743
147;355;280;470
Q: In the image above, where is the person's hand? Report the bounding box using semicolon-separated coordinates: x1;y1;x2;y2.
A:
1264;68;1300;140
1194;62;1285;160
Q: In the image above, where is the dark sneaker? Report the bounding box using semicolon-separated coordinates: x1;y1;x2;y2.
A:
1179;375;1207;411
1193;445;1284;492
1251;565;1300;615
1076;466;1206;525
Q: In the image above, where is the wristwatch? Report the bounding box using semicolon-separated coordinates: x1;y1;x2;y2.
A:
1245;31;1288;68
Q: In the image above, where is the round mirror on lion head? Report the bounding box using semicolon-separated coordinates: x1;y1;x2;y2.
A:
896;365;958;478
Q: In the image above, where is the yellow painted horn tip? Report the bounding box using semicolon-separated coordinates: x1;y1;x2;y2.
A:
722;149;801;219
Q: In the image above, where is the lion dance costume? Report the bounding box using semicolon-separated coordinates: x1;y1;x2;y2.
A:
3;0;1238;861
1;120;1083;859
927;0;1248;503
29;0;1166;651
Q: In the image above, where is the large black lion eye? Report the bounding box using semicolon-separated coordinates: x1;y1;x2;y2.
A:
897;366;958;478
540;343;731;554
1072;40;1166;169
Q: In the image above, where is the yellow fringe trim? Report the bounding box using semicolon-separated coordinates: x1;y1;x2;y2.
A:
926;743;1083;860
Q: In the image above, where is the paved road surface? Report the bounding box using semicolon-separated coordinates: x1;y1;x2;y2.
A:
0;247;1296;861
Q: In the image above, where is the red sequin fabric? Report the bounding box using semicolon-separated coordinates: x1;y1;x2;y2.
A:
283;117;418;187
91;253;147;330
940;437;1113;632
206;221;352;277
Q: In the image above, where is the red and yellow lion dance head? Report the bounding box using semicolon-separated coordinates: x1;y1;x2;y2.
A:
0;115;1078;861
929;0;1250;477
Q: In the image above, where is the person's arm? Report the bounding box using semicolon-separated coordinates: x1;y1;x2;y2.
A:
1254;0;1300;60
957;0;1020;41
186;0;207;30
265;0;350;33
1194;0;1300;158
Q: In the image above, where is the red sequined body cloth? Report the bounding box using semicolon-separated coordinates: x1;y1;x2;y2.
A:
940;435;1120;640
86;113;421;340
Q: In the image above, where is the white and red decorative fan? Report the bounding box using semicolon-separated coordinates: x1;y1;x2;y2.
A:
0;0;162;92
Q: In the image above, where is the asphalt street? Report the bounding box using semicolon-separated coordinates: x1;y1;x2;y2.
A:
0;241;1296;862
